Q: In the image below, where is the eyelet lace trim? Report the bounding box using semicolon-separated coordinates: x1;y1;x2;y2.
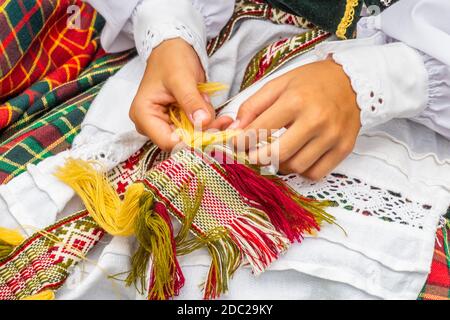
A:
140;23;196;61
70;130;147;171
282;172;433;229
138;23;209;75
333;51;385;128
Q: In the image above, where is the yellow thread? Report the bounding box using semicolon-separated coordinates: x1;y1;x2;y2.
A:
54;160;147;236
336;0;359;39
21;290;55;300
197;82;228;96
169;83;240;149
0;227;25;259
53;83;237;240
0;227;24;246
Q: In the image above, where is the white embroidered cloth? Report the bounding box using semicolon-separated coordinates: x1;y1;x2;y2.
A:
0;18;449;300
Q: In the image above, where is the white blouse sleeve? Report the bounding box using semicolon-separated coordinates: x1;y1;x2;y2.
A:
376;0;450;66
320;0;450;138
86;0;140;52
331;43;429;129
87;0;234;72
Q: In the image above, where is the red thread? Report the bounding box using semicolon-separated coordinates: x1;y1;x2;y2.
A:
221;162;319;242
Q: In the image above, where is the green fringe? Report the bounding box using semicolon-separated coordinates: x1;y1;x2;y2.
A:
203;230;241;299
125;192;156;294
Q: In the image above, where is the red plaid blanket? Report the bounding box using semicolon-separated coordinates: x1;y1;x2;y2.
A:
0;0;135;184
420;217;450;300
0;0;105;129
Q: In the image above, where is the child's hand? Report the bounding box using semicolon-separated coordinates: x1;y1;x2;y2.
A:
233;59;360;180
130;39;229;151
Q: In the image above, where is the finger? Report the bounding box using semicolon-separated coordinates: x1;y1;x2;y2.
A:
208;115;233;131
234;80;287;129
169;77;215;127
232;96;294;152
279;136;334;174
302;142;354;181
232;128;259;154
245;97;297;133
130;101;171;123
248;120;316;165
131;104;180;151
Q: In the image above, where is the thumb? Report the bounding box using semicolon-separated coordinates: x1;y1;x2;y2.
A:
171;78;215;127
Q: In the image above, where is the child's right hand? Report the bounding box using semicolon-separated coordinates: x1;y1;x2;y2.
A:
129;38;229;151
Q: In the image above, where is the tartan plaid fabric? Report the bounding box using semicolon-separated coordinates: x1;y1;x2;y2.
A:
0;0;135;184
419;218;450;300
0;50;134;184
0;0;105;129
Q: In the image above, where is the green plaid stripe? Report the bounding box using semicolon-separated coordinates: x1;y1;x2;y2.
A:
0;0;107;126
0;88;94;183
2;51;134;139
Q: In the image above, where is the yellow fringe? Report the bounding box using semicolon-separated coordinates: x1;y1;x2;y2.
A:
54;159;148;236
0;227;25;259
21;290;55;300
0;227;24;246
336;0;359;39
50;81;337;299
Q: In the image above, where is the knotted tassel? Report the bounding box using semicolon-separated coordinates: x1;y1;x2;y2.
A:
0;227;25;259
169;82;333;243
56;159;184;300
126;199;184;300
226;209;290;275
55;159;145;236
52;82;336;301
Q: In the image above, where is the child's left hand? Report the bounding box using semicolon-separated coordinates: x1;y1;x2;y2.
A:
229;59;361;180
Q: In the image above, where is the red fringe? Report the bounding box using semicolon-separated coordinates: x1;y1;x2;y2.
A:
228;215;287;274
203;264;218;300
221;162;319;243
148;202;185;300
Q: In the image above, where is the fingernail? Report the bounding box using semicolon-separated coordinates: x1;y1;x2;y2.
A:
227;119;240;130
192;109;208;124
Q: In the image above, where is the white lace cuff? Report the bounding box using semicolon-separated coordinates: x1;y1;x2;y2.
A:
132;0;209;74
332;43;428;129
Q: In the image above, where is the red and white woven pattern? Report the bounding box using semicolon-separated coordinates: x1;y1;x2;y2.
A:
142;148;291;274
0;212;103;300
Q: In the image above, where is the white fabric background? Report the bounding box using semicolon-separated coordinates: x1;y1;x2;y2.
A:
1;0;449;300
